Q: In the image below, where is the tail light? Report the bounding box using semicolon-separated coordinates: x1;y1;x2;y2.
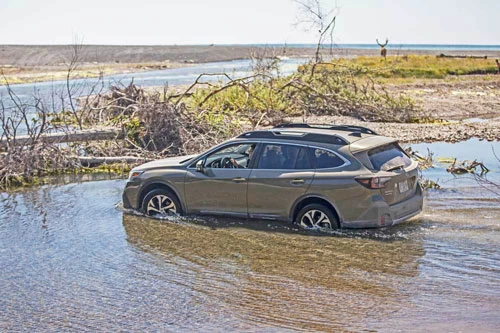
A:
355;176;392;189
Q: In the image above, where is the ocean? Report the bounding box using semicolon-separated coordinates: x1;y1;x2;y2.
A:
231;43;500;51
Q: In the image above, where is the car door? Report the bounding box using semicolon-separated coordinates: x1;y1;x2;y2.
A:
184;142;256;217
247;143;315;220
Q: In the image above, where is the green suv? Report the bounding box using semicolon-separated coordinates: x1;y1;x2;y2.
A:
122;123;423;229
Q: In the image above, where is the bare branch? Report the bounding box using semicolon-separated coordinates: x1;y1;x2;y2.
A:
294;0;339;63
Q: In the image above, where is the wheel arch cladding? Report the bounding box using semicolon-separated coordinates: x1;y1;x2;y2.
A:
292;196;341;227
138;182;184;212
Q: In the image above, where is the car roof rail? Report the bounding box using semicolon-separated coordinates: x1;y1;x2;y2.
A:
273;123;378;135
237;130;348;145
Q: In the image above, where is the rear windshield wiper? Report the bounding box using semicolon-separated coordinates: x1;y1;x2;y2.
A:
385;164;405;172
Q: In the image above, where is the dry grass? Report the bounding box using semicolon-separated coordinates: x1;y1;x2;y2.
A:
331;55;499;79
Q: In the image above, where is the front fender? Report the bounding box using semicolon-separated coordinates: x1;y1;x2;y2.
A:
136;174;187;212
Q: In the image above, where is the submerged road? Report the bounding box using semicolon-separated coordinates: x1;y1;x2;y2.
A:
1;140;499;331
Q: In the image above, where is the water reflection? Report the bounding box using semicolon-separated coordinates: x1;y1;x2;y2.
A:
123;214;426;331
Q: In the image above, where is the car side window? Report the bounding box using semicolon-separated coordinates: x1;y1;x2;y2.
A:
313;148;345;169
203;143;256;169
294;147;313;169
256;144;312;170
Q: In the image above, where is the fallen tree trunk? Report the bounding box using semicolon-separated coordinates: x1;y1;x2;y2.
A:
74;155;152;167
0;128;123;149
437;54;488;59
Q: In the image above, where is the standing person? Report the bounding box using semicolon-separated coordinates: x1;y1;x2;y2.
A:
496;59;500;74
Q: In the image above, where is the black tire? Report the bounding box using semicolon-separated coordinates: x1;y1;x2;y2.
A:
141;188;183;217
296;203;339;229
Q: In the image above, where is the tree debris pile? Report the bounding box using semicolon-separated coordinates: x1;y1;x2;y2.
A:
129;101;239;155
446;159;489;175
405;146;441;190
186;62;420;127
83;83;244;155
292;62;418;122
406;146;497;194
0;144;75;187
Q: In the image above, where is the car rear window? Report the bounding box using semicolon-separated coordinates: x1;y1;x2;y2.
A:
368;144;411;171
313;149;345;169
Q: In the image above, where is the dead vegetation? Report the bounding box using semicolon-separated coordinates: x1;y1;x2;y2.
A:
446;159;489;175
0;82;74;187
406;145;498;194
0;78;243;188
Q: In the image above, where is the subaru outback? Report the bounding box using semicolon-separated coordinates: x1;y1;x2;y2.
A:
122;123;423;229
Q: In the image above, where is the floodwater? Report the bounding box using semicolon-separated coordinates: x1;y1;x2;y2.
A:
1;140;499;331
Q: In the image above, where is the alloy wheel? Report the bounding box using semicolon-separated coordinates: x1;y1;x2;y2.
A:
146;195;177;216
300;209;332;229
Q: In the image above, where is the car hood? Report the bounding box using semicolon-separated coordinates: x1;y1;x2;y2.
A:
134;154;198;171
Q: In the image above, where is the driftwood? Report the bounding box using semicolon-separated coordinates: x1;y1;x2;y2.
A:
405;146;434;170
74;155;151;167
446;159;489;175
437;54;488;59
0;128;123;149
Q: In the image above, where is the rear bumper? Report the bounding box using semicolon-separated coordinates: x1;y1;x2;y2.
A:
341;186;423;228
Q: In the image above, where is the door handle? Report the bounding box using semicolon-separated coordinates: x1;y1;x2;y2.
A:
290;179;305;185
232;177;247;183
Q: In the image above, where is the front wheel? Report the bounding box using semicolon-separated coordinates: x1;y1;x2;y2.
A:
142;189;182;217
296;204;339;229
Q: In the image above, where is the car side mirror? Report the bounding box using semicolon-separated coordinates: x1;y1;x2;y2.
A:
195;160;205;173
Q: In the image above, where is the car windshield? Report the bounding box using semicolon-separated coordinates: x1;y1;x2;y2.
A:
201;143;256;169
210;145;249;158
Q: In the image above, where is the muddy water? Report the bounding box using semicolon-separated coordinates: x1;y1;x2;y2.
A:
1;141;499;331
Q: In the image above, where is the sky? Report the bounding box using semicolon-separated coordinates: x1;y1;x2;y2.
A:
0;0;498;45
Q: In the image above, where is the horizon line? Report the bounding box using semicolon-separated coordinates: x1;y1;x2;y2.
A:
1;42;500;47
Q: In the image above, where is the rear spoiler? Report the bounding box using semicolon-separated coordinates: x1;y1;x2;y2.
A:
349;136;397;153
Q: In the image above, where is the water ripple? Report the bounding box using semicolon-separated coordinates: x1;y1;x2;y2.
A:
1;178;500;331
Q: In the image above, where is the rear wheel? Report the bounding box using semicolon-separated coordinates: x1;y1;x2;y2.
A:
142;189;182;217
296;204;339;229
